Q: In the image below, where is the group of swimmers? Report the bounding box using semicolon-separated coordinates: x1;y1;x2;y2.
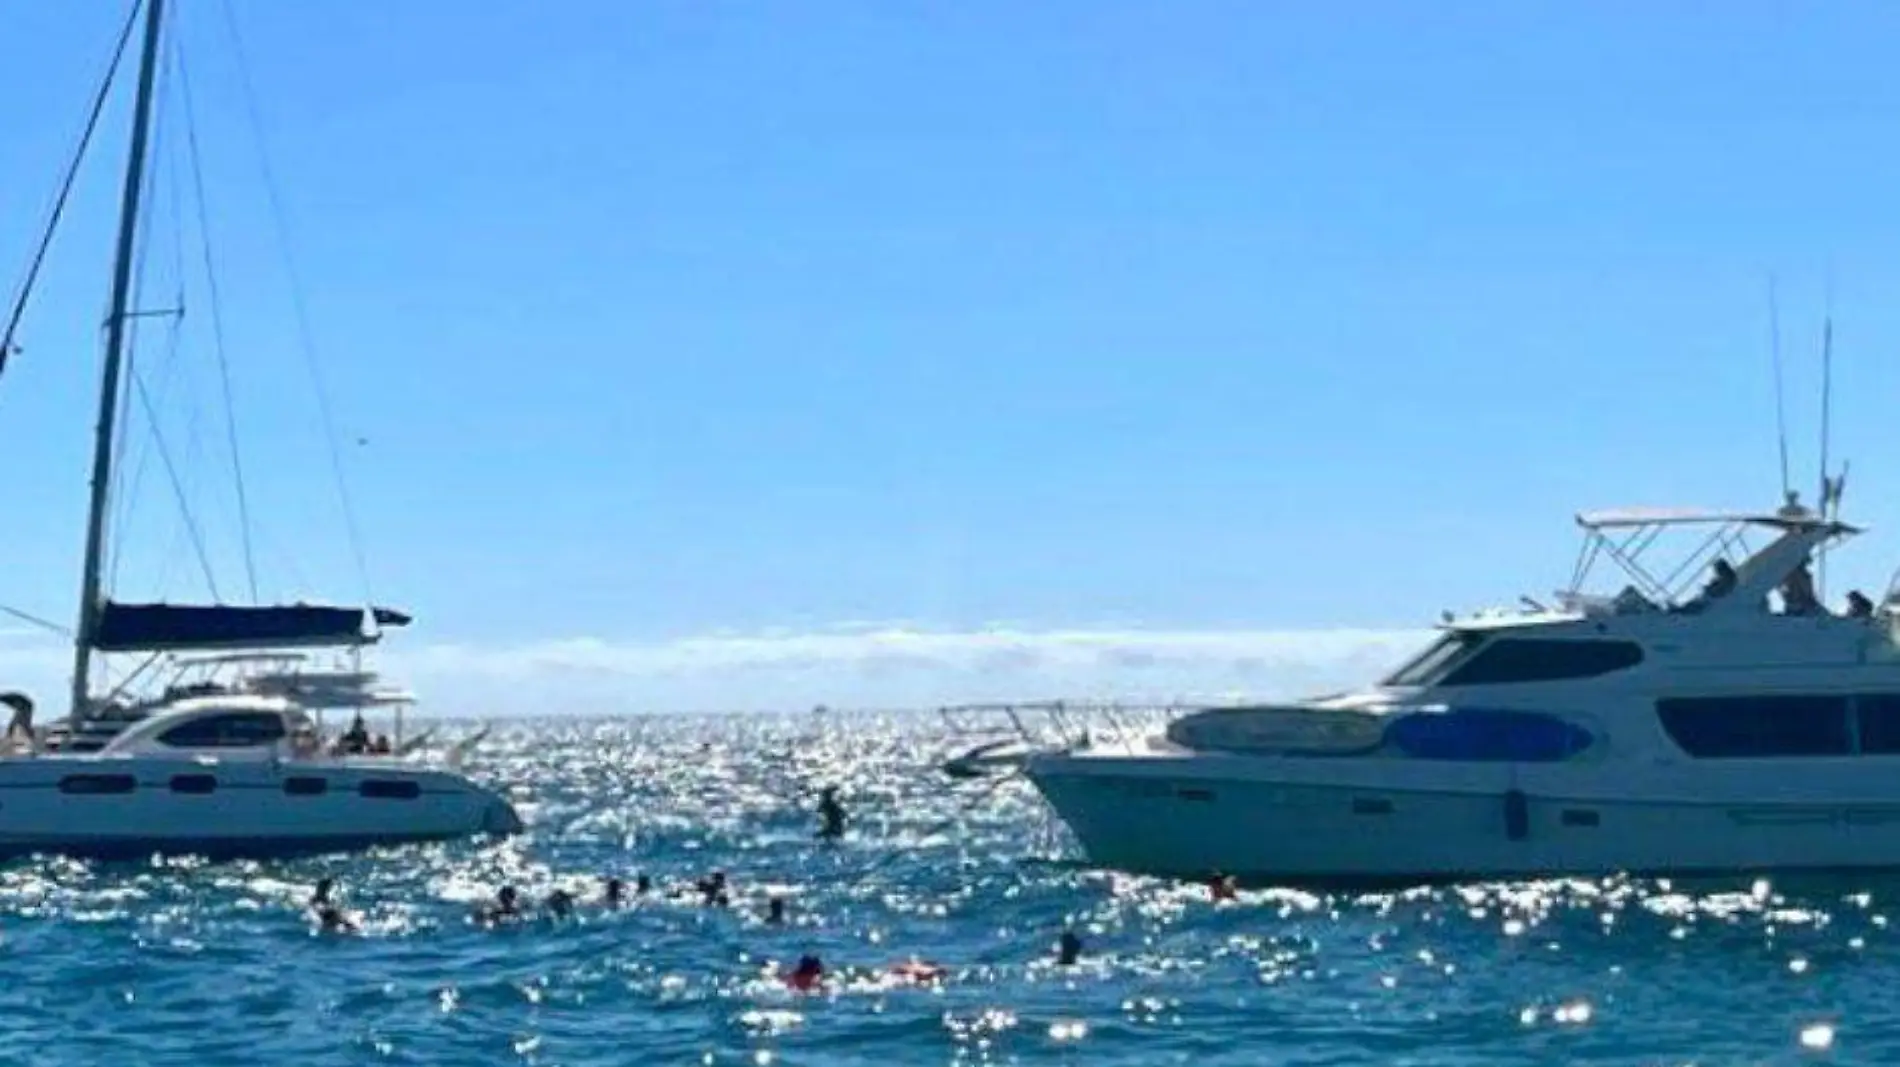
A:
301;786;1093;991
306;867;1089;992
306;790;1275;993
302;784;1261;994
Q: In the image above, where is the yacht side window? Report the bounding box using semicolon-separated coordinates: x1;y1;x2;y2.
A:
1382;634;1482;687
157;712;289;749
1656;695;1850;758
1856;695;1900;754
1436;639;1644;687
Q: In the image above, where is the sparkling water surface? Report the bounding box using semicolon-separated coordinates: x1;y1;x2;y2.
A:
0;710;1888;1065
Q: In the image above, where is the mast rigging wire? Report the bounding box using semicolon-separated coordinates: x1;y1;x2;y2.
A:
1;1;143;383
217;0;376;608
176;34;260;603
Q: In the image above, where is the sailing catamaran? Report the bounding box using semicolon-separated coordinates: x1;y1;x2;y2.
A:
0;0;521;858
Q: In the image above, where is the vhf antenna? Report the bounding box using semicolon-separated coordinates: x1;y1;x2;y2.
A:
1769;275;1793;505
1817;281;1839;602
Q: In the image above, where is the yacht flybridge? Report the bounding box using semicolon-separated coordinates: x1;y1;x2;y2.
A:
0;0;521;859
1023;496;1900;884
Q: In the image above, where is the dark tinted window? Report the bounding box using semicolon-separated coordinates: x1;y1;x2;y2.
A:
359;779;420;800
157;712;287;749
1657;696;1850;758
1857;695;1900;754
1386;708;1595;761
169;774;217;795
59;774;135;795
1439;640;1644;686
284;777;329;796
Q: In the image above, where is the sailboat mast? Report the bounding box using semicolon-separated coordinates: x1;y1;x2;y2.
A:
70;0;167;720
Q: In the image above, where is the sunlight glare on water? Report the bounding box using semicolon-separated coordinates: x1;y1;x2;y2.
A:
0;711;1892;1064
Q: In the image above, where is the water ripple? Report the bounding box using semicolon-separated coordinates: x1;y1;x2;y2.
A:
0;710;1893;1064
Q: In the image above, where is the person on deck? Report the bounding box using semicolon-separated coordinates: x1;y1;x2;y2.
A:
340;712;370;755
1680;559;1738;614
1780;560;1821;616
1703;559;1738;600
1848;590;1877;619
2;693;34;752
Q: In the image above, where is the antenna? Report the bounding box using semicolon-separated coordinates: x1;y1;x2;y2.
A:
1819;278;1834;511
1769;275;1791;501
1817;287;1837;602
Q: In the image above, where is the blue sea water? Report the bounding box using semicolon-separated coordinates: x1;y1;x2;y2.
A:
0;710;1889;1066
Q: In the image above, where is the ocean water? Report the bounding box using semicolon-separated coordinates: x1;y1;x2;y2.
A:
0;711;1889;1066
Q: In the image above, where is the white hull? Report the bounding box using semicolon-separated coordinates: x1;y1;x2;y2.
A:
0;753;518;860
1029;748;1900;883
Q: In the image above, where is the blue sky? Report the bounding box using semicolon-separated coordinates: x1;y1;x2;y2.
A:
6;2;1900;711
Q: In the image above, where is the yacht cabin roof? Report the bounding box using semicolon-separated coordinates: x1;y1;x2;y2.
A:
1576;506;1862;535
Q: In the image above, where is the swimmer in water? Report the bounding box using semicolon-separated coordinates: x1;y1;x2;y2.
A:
697;870;730;907
603;877;626;909
545;888;575;920
635;873;653;895
1208;872;1237;902
765;896;787;925
885;957;947;985
816;786;845;841
1057;928;1082;966
785;954;825;991
476;885;522;925
309;877;359;933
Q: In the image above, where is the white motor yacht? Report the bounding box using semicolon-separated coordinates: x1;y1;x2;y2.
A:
1023;497;1900;884
0;696;520;860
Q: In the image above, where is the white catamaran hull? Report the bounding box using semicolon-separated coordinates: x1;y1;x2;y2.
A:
1028;750;1900;883
0;755;521;861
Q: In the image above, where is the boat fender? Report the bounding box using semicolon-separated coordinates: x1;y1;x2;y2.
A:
1503;788;1529;842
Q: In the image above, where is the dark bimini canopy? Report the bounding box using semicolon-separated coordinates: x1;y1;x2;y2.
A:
91;602;412;652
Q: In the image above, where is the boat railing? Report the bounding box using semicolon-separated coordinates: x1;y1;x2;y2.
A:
938;699;1192;752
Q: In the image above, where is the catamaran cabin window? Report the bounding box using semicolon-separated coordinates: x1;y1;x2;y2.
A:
59;773;135;795
157;712;288;749
360;779;421;800
170;774;217;795
1382;633;1482;686
1436;639;1643;687
1656;696;1850;758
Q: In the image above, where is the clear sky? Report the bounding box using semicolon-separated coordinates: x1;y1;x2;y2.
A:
5;2;1900;712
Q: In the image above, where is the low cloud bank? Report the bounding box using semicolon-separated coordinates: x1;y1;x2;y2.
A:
0;624;1431;715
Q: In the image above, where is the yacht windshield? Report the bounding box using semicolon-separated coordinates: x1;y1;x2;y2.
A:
1382;633;1482;687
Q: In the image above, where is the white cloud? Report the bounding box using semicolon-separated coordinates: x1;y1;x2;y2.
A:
388;625;1430;714
0;624;1432;716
